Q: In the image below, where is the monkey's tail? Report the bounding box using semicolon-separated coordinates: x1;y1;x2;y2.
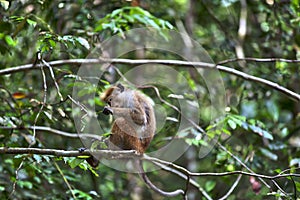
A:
136;159;186;198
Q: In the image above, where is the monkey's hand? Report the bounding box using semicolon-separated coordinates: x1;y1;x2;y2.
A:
103;106;113;115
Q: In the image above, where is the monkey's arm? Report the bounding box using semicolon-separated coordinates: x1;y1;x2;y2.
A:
103;106;146;125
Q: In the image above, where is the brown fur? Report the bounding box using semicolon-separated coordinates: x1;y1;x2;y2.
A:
101;84;155;153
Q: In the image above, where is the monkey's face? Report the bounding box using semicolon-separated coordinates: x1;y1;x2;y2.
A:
110;88;135;109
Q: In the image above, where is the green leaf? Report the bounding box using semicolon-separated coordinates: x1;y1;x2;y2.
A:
249;125;273;140
205;181;216;192
227;119;237;129
111;8;122;17
260;148;278;161
222;128;231;135
17;180;33;189
5;35;17;47
68;158;84;169
266;100;279;122
76;37;90;49
26;19;37;27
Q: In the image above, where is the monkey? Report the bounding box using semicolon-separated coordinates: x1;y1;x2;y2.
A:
101;83;155;153
99;83;185;198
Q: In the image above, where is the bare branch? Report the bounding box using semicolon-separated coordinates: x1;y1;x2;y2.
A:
0;126;104;141
143;155;300;180
1;58;299;101
218;57;300;65
150;159;213;200
2;147;299;181
218;174;242;200
42;59;64;101
0;147;137;159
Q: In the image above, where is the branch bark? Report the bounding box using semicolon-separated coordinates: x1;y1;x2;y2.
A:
0;126;103;141
1;147;299;180
1;58;299;101
0;147;137;159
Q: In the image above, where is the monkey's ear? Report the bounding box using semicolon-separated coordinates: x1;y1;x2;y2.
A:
117;83;125;92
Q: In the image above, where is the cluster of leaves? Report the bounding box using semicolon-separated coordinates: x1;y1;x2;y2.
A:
95;6;173;37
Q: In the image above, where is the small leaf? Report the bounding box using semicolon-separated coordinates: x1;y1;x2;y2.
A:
76;37;90;50
0;1;9;10
266;100;279;122
43;111;53;120
260;148;278;161
69;158;84;169
166;117;179;122
227;119;237;129
33;154;42;163
205;181;216;192
17;180;33;189
289;158;300;166
222;128;231;135
26;19;37;27
5;35;17;46
249;125;273;140
168;94;184;99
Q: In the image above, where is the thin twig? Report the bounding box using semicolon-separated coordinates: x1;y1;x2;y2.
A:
218;57;300;65
150;160;212;200
0;126;104;141
42;59;64;101
53;161;76;199
218;155;250;200
67;95;89;114
217;142;271;189
218;174;242;200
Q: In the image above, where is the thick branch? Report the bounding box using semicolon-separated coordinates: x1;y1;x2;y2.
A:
1;58;299;101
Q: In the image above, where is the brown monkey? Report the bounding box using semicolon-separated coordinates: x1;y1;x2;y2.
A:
101;83;155;153
87;83;184;197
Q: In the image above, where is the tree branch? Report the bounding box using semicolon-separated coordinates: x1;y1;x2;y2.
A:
1;58;299;101
1;147;299;180
0;147;137;159
0;126;104;141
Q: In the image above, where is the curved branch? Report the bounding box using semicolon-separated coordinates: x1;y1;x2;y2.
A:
1;58;299;101
143;155;300;180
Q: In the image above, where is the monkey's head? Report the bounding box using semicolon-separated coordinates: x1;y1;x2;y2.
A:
100;83;126;107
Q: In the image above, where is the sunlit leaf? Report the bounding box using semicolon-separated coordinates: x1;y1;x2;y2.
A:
227;119;237;129
26;19;37;27
76;37;90;50
249;125;273;140
0;1;9;10
5;35;17;46
289;158;300;166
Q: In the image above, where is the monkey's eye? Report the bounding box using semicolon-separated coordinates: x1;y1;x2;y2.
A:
107;98;112;106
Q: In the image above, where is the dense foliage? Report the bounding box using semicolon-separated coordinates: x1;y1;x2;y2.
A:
0;0;299;199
